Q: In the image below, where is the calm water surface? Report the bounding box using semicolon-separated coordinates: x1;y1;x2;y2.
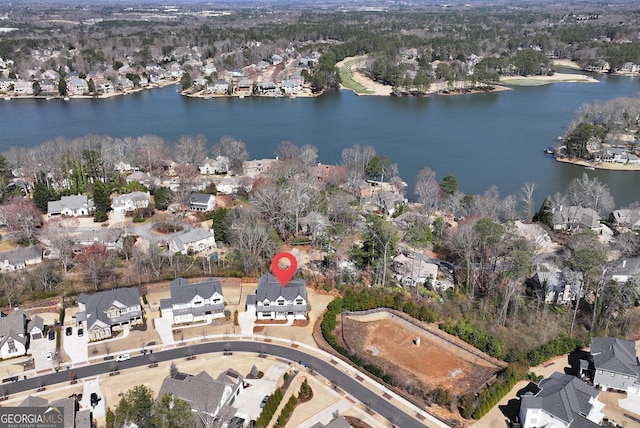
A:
2;73;640;207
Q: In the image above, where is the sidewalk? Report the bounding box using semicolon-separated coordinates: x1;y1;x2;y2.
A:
6;328;447;428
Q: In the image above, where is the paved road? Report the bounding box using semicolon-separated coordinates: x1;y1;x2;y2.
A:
1;341;434;428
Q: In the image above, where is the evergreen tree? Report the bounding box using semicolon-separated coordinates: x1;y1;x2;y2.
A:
58;77;68;97
533;196;554;227
92;180;111;222
33;182;54;213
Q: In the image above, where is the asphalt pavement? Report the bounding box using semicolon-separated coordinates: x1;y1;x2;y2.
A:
0;341;441;428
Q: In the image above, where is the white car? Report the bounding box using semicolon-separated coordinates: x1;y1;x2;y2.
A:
45;352;53;362
116;354;131;362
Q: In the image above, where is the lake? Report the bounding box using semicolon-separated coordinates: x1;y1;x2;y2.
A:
1;73;640;207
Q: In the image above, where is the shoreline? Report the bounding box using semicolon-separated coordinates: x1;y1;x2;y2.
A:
335;55;607;97
2;80;179;100
555;157;640;171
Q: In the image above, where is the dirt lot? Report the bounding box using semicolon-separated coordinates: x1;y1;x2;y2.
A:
342;315;499;396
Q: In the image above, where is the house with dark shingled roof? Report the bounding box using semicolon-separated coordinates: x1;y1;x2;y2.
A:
159;277;225;324
588;336;640;391
519;371;605;428
245;274;307;320
156;369;243;424
76;288;143;340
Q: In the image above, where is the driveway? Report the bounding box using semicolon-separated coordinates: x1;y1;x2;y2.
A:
238;311;256;337
80;378;106;419
154;316;175;347
30;335;58;372
232;361;289;421
63;326;89;365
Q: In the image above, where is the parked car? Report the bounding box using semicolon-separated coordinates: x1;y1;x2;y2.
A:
65;327;72;336
116;354;131;362
90;392;100;406
48;330;55;340
78;328;83;337
45;352;53;362
260;395;270;408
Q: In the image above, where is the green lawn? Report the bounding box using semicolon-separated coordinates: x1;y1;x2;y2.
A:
337;59;375;95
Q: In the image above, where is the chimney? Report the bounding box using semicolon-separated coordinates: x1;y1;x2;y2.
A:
623;260;627;269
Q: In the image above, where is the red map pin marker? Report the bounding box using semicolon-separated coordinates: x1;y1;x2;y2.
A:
271;252;297;287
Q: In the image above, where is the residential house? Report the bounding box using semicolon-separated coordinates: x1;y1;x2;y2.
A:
299;212;330;237
27;315;45;340
272;54;283;65
611;258;640;283
609;208;640;231
392;254;439;289
585;337;640;391
125;171;159;188
160;277;224;324
213;176;242;194
256;81;278;95
375;190;405;217
245;274;307;320
39;79;56;93
236;79;252;93
76;288;143;340
199;156;229;175
68;78;89;95
20;395;91;428
74;228;124;252
116;77;134;90
41;69;60;81
169;228;216;255
207;79;230;95
114;161;134;173
156;369;243;423
48;194;94;218
0;245;43;272
112;191;150;218
188;193;216;212
310;417;352;428
552;205;602;233
281;79;302;94
0;309;30;359
13;79;34;95
526;269;584;305
243;158;278;177
519;372;605;428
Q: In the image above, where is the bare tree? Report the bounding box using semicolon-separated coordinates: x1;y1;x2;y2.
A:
77;243;112;291
414;167;441;214
447;219;479;297
0;196;41;243
566;173;615;214
211;136;248;173
300;144;319;168
173;135;207;165
40;216;79;273
227;208;277;274
500;194;518;221
519;182;538;221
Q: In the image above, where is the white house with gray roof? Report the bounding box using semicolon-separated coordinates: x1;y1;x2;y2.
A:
246;274;307;320
552;205;602;233
169;228;216;255
588;337;640;391
519;371;604;428
160;277;224;324
0;309;30;359
76;288;143;340
111;191;150;218
188;192;216;212
0;245;42;272
47;194;94;218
